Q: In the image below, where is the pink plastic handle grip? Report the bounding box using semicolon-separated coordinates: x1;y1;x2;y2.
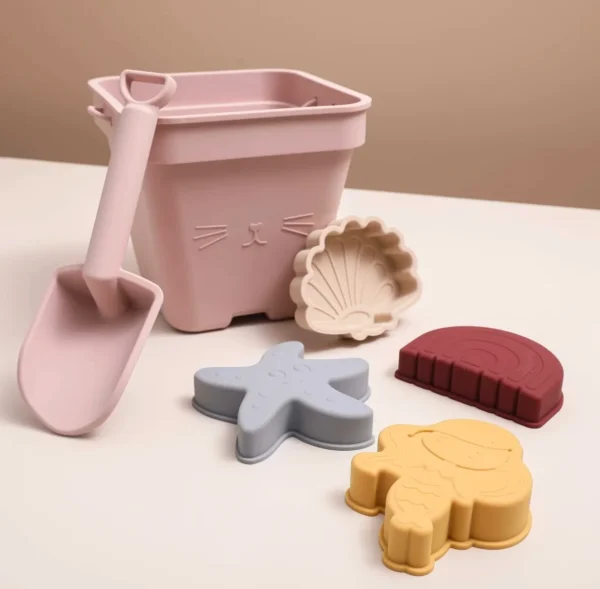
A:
87;71;176;123
119;70;177;107
83;70;176;319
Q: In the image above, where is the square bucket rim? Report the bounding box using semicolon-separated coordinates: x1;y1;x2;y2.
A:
87;68;372;125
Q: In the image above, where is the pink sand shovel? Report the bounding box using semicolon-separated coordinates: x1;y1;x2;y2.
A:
17;70;177;436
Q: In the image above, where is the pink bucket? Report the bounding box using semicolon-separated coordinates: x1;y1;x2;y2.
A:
88;69;371;332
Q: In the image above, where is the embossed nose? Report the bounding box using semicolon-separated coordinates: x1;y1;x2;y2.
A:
242;222;267;248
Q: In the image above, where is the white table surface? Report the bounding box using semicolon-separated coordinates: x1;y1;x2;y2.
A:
1;156;599;588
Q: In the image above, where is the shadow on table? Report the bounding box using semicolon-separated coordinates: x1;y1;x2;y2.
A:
175;395;246;462
358;515;388;568
152;311;390;353
0;375;51;433
1;244;88;334
256;315;399;356
0;374;100;440
8;245;393;355
327;488;385;566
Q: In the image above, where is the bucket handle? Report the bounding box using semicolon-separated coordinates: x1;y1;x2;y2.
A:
87;70;176;123
88;105;111;121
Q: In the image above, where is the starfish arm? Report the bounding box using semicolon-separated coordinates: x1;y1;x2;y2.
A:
305;357;369;400
193;366;252;420
258;341;305;368
294;383;373;447
236;387;293;460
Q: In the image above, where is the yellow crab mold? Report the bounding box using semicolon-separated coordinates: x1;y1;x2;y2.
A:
290;216;421;341
345;419;533;575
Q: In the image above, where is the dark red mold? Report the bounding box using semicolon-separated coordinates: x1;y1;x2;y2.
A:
395;326;564;428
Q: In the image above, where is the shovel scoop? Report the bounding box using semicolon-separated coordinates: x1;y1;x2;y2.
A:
17;70;177;436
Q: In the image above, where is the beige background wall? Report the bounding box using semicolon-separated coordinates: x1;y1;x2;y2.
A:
1;1;598;209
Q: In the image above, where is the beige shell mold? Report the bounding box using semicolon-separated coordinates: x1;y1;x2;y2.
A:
290;216;421;341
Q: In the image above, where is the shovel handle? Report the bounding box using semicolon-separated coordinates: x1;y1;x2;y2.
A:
83;70;176;319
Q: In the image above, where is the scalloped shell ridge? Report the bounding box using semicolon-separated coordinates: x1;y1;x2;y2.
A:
291;216;421;340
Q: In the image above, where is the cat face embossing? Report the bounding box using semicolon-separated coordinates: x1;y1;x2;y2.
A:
193;213;314;250
242;223;267;248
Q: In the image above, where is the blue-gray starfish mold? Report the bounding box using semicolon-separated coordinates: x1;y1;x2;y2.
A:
192;341;374;464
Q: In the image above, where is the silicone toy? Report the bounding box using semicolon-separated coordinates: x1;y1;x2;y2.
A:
193;341;373;463
291;216;420;340
395;326;564;427
345;419;533;576
88;69;372;333
18;70;175;436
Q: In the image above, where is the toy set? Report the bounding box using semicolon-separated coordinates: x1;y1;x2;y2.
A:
16;69;564;576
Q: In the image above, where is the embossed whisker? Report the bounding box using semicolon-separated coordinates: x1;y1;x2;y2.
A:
282;221;315;227
197;234;228;250
193;229;228;240
281;227;309;237
195;225;228;230
283;213;314;221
